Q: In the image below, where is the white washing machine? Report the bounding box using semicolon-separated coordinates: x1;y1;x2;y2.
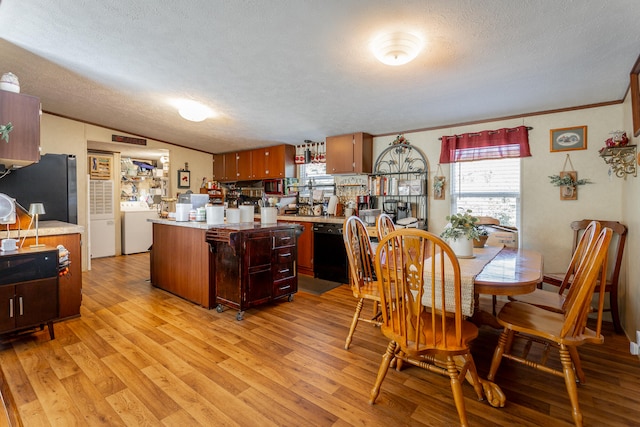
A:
121;201;157;255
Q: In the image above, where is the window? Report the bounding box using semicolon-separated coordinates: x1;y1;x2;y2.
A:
450;158;520;227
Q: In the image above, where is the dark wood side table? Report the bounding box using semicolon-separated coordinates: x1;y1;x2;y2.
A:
0;246;59;339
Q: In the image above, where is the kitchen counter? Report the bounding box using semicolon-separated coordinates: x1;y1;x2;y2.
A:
4;220;84;239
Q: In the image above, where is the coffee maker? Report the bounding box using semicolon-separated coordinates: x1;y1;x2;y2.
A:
396;201;410;221
383;199;398;222
357;195;371;214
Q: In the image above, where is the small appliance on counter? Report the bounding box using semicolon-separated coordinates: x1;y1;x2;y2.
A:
358;209;381;226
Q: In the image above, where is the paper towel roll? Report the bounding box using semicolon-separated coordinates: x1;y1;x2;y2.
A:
327;195;338;215
239;205;254;223
206;205;224;224
261;207;277;224
226;208;240;224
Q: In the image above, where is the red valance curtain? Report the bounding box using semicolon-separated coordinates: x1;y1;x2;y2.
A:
439;125;531;163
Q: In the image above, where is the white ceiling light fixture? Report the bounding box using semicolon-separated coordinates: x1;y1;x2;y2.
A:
371;32;423;66
176;99;214;122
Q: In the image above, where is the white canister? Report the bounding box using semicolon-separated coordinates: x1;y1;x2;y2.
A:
175;203;192;222
226;208;240;224
206;205;224;225
239;205;254;223
260;207;277;224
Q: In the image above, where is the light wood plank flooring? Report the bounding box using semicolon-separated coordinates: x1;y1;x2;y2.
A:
0;253;639;426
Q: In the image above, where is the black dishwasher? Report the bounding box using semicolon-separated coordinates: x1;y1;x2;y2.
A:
313;223;349;283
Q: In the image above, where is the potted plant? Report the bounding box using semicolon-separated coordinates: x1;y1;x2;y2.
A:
473;225;489;248
440;209;480;257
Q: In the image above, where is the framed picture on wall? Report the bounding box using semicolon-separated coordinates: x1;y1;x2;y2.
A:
177;169;190;188
550;126;587;152
631;55;640;137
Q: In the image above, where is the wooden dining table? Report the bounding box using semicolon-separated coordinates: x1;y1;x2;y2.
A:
466;246;543;327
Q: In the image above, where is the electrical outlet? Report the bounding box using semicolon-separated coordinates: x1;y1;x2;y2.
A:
636;330;640;345
631;341;639;356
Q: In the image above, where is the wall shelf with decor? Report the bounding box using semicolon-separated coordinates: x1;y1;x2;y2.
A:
599;145;637;179
371;137;428;227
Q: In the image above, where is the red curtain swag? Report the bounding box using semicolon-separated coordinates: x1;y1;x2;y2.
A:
439;125;531;163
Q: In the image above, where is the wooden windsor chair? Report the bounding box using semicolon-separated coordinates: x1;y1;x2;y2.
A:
369;229;505;427
488;227;613;427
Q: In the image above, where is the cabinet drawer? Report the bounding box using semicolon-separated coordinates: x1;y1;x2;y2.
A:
0;250;57;285
273;261;295;281
273;247;295;264
273;230;295;248
273;278;296;298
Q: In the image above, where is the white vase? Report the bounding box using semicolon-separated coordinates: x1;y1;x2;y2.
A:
447;236;474;258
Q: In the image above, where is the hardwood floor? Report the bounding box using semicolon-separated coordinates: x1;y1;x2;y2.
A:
0;252;639;426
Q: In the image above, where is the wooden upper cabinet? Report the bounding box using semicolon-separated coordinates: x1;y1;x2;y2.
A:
0;91;41;168
251;147;266;179
214;144;296;182
212;153;225;181
262;144;295;178
223;152;238;181
326;132;372;174
237;150;253;180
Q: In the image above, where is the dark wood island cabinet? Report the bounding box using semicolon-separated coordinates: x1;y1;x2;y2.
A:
206;223;301;320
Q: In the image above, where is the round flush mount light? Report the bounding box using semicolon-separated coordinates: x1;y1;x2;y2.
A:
176;99;214;122
371;32;423;66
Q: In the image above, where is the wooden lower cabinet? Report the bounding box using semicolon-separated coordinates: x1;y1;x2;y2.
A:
0;248;59;339
206;224;299;320
280;220;313;276
150;223;211;307
20;233;82;320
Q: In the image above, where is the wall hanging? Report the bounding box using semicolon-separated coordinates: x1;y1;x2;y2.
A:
598;130;637;179
433;164;446;200
548;154;591;200
549;126;587;152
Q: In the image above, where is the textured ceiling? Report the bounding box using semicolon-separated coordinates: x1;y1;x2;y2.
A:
1;0;639;156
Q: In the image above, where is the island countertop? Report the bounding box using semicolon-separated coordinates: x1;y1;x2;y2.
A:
148;214;347;229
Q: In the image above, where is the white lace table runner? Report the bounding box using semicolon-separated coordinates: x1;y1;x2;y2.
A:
422;245;503;316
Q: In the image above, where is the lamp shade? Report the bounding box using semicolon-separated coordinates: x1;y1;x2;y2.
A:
28;203;46;215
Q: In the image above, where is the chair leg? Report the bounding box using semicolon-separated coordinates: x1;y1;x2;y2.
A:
369;340;397;404
446;356;470;427
568;346;586;384
487;329;511;381
345;298;364;350
610;288;622;333
560;346;583;427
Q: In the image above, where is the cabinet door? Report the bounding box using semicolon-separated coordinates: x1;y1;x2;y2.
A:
0;91;41;167
212;153;225;181
326;134;355;174
0;285;15;332
243;232;273;304
264;146;284;178
16;278;58;328
326;133;372;174
223;152;238;181
251;148;266;179
237;150;253;180
264;145;295;178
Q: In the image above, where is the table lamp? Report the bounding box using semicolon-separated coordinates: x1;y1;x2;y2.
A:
28;203;45;248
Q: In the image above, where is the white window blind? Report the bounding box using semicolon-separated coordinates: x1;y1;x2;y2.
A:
450;158;520;227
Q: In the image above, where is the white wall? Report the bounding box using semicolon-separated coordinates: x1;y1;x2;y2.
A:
40;114;213;271
373;102;635;336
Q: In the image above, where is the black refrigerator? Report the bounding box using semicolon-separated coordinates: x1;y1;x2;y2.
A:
0;153;78;224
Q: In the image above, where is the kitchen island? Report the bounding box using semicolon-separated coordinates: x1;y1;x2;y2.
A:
149;219;301;315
